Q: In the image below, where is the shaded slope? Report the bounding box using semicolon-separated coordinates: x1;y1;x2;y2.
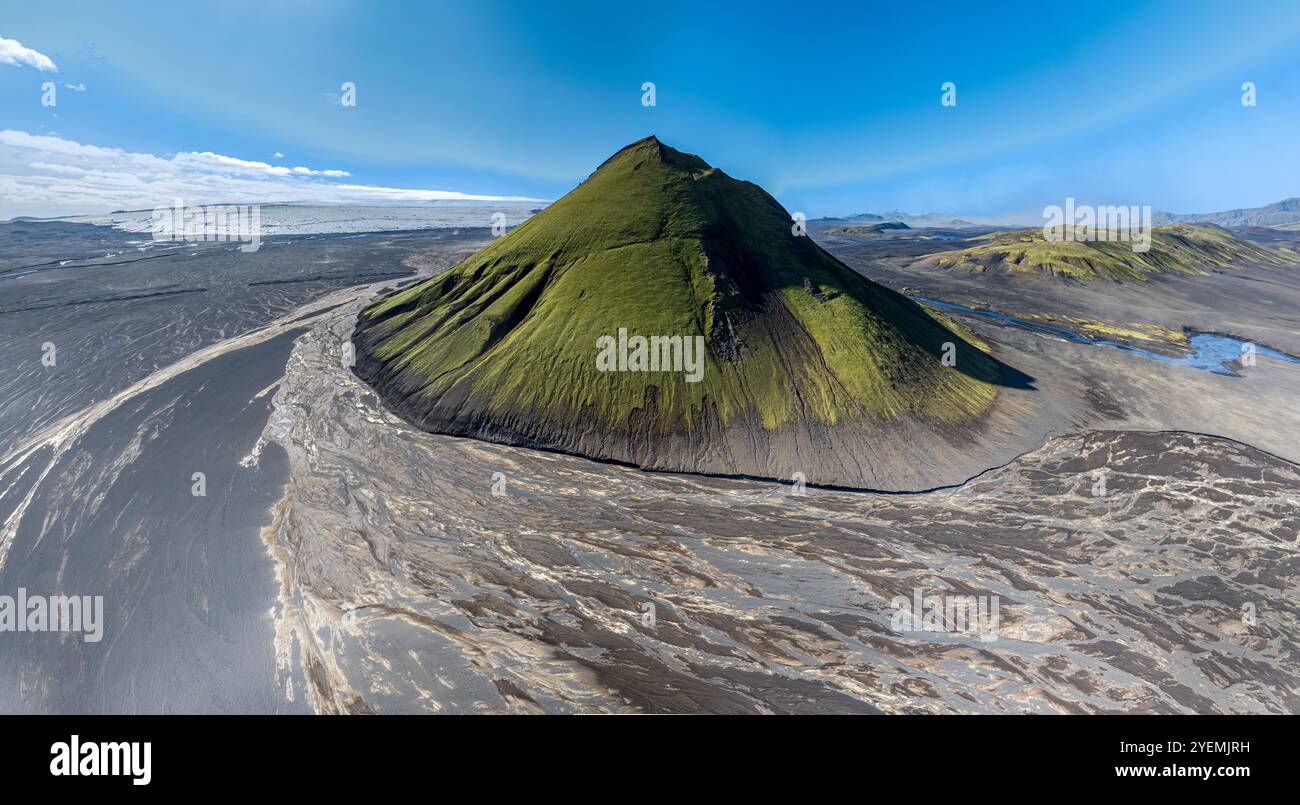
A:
353;137;1029;487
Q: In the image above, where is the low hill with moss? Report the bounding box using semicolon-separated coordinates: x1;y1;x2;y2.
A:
915;224;1290;282
352;137;1029;489
825;222;912;235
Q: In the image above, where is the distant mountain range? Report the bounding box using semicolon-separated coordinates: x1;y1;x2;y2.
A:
819;198;1300;231
1153;198;1300;228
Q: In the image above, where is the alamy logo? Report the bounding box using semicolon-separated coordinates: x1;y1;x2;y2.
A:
50;735;151;786
151;199;262;253
595;329;705;383
0;589;103;642
1043;197;1152;253
890;588;999;642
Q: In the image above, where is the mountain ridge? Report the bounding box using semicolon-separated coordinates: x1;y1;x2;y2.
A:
1154;197;1300;228
913;224;1291;282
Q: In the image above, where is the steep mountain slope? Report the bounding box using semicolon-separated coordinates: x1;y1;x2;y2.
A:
353;137;1030;488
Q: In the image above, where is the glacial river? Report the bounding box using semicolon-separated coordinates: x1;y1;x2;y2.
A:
913;296;1300;376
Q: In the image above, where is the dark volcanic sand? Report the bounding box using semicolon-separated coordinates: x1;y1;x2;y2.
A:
0;331;303;713
258;306;1300;713
1;219;1298;713
0;223;490;448
0;223;489;712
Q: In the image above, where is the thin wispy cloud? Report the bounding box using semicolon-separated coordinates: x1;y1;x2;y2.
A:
0;130;546;218
0;36;58;72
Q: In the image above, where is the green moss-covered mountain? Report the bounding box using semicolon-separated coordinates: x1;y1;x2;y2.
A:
916;224;1290;282
353;136;1027;488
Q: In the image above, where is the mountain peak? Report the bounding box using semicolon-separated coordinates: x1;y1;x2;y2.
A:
595;135;712;175
352;138;1027;489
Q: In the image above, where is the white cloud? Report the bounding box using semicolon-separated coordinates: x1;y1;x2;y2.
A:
63;82;86;92
0;36;58;72
0;130;544;218
273;151;284;158
290;165;351;177
27;161;88;175
173;150;302;176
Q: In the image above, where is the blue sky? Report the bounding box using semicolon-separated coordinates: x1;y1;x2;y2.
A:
2;0;1299;219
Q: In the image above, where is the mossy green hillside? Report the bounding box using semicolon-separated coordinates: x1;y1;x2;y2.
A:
920;224;1288;282
356;137;1013;440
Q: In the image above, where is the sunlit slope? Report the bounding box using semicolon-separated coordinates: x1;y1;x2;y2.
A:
354;137;1019;481
917;224;1290;282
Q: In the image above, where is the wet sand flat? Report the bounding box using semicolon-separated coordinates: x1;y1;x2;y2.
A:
253;301;1300;714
